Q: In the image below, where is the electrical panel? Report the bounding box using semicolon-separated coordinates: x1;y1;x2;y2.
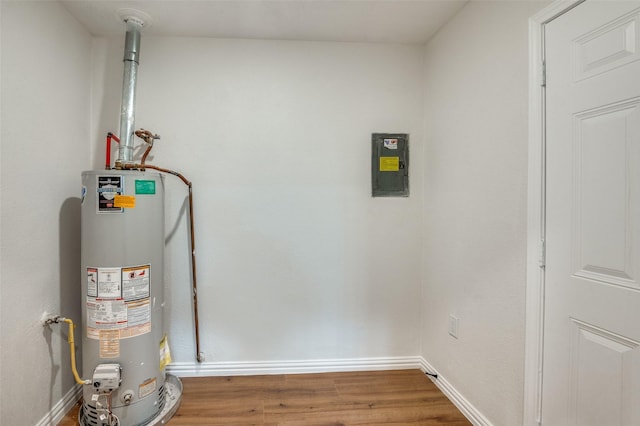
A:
371;133;409;197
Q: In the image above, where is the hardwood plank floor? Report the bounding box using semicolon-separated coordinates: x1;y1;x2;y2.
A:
58;369;470;425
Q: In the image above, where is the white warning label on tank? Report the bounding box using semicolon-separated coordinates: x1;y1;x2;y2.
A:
97;267;122;299
87;299;127;330
120;299;151;338
87;297;151;340
87;265;152;340
122;265;150;301
139;378;157;399
87;268;98;297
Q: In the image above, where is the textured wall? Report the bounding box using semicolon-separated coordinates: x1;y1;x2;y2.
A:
91;37;425;365
421;2;548;425
0;2;92;424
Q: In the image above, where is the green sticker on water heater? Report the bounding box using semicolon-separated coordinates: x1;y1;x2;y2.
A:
135;180;156;195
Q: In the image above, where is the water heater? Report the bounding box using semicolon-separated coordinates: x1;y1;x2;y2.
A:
74;11;186;425
80;170;173;425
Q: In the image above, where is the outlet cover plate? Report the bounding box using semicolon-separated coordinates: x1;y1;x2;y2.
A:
448;315;459;338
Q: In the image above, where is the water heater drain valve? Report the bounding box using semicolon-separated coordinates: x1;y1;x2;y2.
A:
121;390;134;405
92;364;122;393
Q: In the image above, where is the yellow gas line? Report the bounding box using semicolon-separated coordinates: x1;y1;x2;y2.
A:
61;318;90;385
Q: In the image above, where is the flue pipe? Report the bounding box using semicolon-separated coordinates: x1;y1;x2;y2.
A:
116;18;144;168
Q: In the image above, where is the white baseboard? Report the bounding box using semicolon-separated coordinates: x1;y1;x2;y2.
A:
36;383;81;426
166;355;424;377
419;357;493;426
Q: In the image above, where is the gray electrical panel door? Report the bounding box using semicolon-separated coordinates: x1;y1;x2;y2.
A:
371;133;409;197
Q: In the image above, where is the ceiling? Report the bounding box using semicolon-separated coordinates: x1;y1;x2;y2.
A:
61;0;468;45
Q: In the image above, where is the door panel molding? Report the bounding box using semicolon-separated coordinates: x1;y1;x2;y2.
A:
573;8;640;81
569;318;640;426
571;98;640;290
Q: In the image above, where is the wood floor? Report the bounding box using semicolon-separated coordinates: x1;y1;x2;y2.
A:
59;369;471;425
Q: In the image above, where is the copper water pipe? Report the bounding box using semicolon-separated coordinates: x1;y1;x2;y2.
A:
144;164;201;361
134;129;158;168
128;131;202;363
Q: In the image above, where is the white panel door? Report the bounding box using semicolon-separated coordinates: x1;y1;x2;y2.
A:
543;1;640;425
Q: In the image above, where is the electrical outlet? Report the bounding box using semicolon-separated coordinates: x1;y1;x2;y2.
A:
448;315;459;339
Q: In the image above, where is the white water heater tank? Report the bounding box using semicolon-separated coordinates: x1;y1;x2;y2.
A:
81;169;167;425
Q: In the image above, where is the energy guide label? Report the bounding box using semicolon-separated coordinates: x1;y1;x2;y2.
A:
86;265;152;340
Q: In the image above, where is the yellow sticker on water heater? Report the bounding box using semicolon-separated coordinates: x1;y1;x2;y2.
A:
160;335;172;371
114;195;136;208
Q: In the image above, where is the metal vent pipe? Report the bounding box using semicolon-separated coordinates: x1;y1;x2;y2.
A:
116;19;143;167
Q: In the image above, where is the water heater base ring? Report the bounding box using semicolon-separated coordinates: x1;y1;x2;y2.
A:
79;374;183;426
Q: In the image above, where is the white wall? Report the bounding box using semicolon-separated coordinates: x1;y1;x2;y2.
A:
91;37;424;365
0;2;92;425
421;2;548;425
